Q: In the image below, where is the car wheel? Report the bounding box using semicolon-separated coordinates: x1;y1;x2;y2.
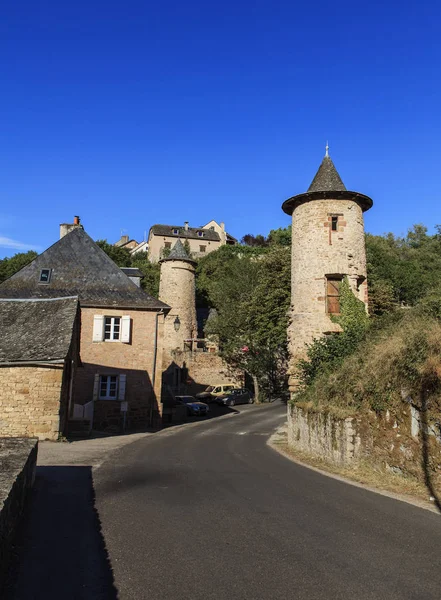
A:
228;399;235;406
248;397;254;404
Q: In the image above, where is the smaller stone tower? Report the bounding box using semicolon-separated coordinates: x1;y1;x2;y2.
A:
159;240;198;353
282;148;373;393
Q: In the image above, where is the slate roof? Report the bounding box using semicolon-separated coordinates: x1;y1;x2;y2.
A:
308;156;347;192
150;224;221;242
160;239;196;264
0;297;79;363
0;228;169;310
282;152;373;215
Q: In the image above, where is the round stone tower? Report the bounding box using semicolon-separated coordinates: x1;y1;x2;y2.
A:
282;148;373;393
159;239;198;353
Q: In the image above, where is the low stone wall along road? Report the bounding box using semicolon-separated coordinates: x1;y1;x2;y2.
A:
7;403;441;599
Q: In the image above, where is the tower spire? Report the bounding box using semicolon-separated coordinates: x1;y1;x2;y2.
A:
325;141;329;157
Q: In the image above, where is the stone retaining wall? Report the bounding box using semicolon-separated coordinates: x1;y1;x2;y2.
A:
0;438;38;591
287;404;362;464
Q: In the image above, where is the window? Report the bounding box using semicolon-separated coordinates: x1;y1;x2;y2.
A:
164;242;172;249
331;216;338;231
39;268;52;284
93;373;126;401
197;231;204;237
93;315;131;343
105;317;121;341
326;277;341;314
99;375;118;399
172;229;179;235
209;226;215;231
199;245;206;253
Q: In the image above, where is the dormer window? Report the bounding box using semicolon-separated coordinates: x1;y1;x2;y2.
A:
173;229;179;235
198;231;204;237
39;269;52;284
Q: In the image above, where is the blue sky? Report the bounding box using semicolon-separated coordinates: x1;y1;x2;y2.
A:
1;1;441;256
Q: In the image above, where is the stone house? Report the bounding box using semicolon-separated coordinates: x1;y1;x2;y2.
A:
0;223;170;432
282;148;373;393
147;220;237;262
0;297;80;440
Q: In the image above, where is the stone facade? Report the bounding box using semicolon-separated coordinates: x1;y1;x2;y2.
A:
0;438;38;592
159;259;197;353
282;154;372;392
73;307;165;430
0;366;67;440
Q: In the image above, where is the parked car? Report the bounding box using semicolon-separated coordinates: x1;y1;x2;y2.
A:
174;395;209;416
217;388;254;406
196;384;239;402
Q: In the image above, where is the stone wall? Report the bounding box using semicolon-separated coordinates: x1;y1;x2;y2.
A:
0;438;38;592
288;198;368;391
162;350;243;400
74;307;164;430
0;365;66;440
287;403;441;491
287;404;362;464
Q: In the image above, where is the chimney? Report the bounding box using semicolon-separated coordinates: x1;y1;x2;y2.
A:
60;215;83;239
184;221;189;231
220;222;225;232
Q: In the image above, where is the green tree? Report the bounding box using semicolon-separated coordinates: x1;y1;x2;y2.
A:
0;251;38;283
267;225;291;247
96;240;132;266
201;247;291;401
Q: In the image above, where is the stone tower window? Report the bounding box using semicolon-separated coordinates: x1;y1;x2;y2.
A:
326;277;342;314
331;216;338;231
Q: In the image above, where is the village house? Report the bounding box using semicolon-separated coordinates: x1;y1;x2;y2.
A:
0;218;170;434
0;296;80;440
147;220;237;262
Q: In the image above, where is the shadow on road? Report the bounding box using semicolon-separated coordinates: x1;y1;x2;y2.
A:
4;466;118;600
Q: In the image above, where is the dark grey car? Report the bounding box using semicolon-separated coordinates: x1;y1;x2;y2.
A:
217;388;254;407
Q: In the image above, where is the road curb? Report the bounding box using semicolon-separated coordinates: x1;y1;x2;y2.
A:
267;424;440;516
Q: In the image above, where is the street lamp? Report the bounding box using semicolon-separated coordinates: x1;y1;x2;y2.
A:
174;316;181;332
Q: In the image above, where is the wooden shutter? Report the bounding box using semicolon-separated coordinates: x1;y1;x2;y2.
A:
92;374;100;401
118;374;127;400
92;315;104;342
327;279;341;314
121;315;131;343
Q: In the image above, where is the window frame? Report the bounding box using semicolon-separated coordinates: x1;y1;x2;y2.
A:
39;268;52;284
104;316;121;342
199;245;206;253
99;374;119;400
172;229;179;235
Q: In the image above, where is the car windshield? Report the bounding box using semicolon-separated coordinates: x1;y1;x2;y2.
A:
178;397;196;404
204;386;214;392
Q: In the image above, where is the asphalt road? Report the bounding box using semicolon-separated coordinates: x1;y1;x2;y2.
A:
94;402;441;600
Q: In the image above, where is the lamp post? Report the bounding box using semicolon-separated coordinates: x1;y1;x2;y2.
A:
174;316;181;332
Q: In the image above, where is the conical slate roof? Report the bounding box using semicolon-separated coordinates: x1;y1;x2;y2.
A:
281;150;373;215
308;156;346;192
0;227;169;310
160;239;196;264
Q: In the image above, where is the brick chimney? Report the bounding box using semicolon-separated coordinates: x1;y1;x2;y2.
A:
60;215;82;239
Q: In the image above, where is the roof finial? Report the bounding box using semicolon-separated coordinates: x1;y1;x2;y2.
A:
325;141;329;157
